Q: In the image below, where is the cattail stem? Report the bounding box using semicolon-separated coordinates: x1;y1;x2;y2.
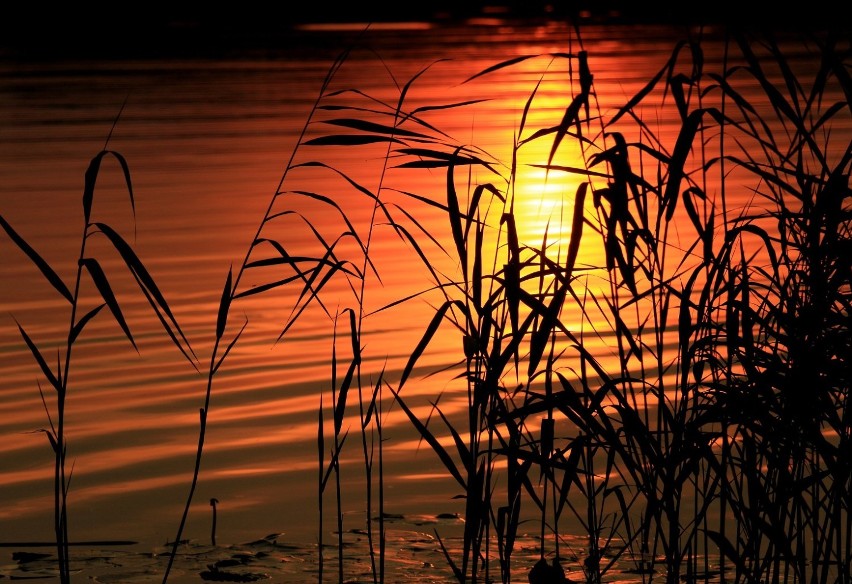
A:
210;498;219;547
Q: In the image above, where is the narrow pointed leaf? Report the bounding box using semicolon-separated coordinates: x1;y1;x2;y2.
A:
399;300;465;388
216;268;233;341
83;150;135;225
80;257;136;350
565;182;587;278
390;386;466;489
69;304;105;345
213;319;247;375
462;53;571;84
0;214;72;303
321;117;428;138
663;108;703;220
446;150;467;278
92;222;195;361
304;134;403;146
15;320;61;392
608;40;688;127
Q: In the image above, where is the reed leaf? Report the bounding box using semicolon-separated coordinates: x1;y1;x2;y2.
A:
83;150;135;225
663;108;703;221
233;272;305;298
216;268;232;342
287;189;369;254
395;147;499;173
433;529;464;583
527;286;567;378
547;87;589;167
501;213;521;337
390;386;466;489
333;359;357;444
471;222;483;315
15;320;61;393
445;151;468;281
399;300;467;388
305;134;404;146
319;117;431;139
0;214;73;303
607;39;691;127
462;52;572;84
320;430;349;493
362;370;384;429
735;35;828;168
387;198;451;256
408;98;489;115
531;163;610;180
90;222;195;361
79;257;136;351
565;182;587;276
434;404;472;471
212;319;246;375
69;304;105;345
293;162;395;226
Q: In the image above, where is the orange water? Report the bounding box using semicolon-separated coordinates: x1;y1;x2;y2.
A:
0;19;847;582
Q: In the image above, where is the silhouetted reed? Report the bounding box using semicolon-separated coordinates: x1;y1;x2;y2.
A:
2;21;848;584
162;44;360;583
0;115;197;583
298;26;849;584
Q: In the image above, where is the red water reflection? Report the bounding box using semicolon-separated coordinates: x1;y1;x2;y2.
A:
1;20;849;584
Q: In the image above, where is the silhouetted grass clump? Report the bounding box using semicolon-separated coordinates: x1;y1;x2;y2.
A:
293;26;850;584
1;22;849;584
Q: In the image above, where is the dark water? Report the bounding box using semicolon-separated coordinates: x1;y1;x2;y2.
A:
0;17;848;582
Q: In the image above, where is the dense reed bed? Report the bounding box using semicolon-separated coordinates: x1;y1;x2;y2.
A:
290;26;850;584
1;22;849;584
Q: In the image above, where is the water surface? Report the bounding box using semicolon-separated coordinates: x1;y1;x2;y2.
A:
0;18;846;582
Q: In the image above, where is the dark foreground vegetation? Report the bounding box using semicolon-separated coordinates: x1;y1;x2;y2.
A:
1;20;850;584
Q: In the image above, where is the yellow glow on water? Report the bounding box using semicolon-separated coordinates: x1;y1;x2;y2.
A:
2;25;848;582
513;164;583;249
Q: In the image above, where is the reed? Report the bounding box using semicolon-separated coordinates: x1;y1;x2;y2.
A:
161;41;359;583
1;19;848;584
300;24;850;584
0;115;196;583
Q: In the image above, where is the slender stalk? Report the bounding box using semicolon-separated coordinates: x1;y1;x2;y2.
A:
162;44;354;584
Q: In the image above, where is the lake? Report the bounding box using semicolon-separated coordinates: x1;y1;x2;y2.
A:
1;14;849;584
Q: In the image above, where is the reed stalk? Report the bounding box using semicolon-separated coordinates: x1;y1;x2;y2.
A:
2;115;196;583
316;24;849;584
3;18;847;584
160;41;357;583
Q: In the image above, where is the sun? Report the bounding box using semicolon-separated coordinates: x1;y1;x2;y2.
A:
513;158;584;254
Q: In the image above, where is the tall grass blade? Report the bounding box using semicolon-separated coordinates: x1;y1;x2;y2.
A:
398;299;466;388
0;214;73;302
91;222;196;364
79;257;136;351
83;150;135;225
390;386;466;489
69;304;105;345
216;268;233;342
15;321;62;392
